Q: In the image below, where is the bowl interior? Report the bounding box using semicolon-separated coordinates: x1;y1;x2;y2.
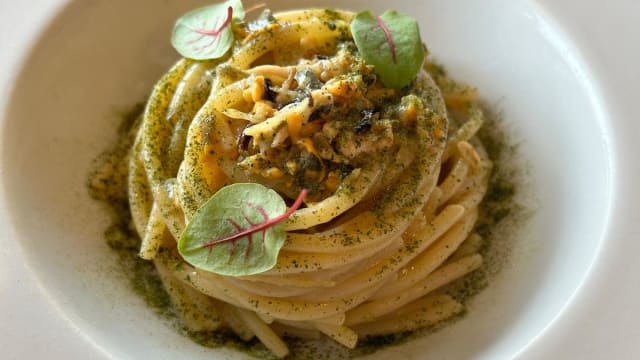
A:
1;0;611;359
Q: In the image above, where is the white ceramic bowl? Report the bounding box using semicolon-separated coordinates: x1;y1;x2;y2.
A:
1;0;632;358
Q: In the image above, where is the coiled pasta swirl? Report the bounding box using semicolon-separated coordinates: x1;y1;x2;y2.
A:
126;8;491;358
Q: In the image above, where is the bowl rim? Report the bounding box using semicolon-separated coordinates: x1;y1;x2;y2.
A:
1;0;639;359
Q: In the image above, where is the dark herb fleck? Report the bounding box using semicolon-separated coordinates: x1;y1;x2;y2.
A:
264;78;278;102
354;109;374;133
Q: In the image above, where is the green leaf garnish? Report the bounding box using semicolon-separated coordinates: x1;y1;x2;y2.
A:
171;0;245;60
351;10;425;89
178;183;307;276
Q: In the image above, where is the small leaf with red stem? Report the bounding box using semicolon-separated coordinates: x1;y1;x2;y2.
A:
351;10;425;89
178;183;307;276
171;0;245;60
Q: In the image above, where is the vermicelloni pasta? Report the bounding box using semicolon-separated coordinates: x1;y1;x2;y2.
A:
103;8;492;358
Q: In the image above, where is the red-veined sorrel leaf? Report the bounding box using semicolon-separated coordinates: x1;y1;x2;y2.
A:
178;183;307;276
351;10;425;89
171;0;245;60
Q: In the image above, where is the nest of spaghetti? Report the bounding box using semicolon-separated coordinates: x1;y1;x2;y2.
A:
127;9;491;358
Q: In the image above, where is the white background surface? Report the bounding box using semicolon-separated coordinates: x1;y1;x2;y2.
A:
1;1;639;359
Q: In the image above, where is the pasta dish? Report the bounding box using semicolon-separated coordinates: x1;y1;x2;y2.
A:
91;4;494;358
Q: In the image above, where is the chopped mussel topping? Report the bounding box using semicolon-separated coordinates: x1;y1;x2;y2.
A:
229;45;422;202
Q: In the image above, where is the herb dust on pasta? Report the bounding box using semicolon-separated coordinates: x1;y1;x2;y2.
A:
88;86;529;359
